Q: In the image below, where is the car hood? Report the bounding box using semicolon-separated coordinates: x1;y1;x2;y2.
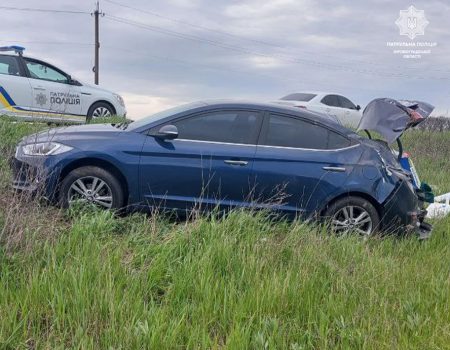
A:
358;98;434;144
78;82;118;96
21;123;122;144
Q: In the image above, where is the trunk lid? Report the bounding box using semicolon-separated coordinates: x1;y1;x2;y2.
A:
357;98;434;144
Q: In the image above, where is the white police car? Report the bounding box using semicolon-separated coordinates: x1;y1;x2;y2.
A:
0;46;126;123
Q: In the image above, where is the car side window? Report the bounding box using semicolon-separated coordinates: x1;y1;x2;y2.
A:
262;114;352;150
0;56;21;76
24;59;69;84
171;110;263;144
338;95;357;110
321;95;340;107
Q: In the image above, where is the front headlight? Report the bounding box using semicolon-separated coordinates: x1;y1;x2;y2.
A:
113;94;125;107
21;142;73;156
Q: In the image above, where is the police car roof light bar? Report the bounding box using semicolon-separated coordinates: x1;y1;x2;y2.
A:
0;45;25;55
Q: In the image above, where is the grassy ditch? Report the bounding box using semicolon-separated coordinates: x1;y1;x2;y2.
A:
0;118;449;349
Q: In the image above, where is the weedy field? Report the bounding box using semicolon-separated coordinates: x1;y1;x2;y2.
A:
0;117;449;349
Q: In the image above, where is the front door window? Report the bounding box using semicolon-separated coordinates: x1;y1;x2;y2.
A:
24;59;69;84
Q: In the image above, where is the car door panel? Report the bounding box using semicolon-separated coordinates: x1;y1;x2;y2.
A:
251;113;360;217
139;138;257;211
24;58;82;116
0;56;33;115
252;147;358;216
138;110;263;211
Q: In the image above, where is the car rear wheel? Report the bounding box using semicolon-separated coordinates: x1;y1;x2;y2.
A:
87;102;115;122
59;166;124;209
323;196;380;236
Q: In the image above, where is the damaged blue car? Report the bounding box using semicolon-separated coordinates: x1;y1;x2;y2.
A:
11;99;432;236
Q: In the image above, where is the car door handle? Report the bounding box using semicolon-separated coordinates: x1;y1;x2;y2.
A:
33;86;45;91
224;160;248;166
323;166;346;172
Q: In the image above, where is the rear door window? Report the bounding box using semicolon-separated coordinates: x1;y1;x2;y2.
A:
0;56;21;76
337;95;357;110
321;95;340;107
261;114;352;150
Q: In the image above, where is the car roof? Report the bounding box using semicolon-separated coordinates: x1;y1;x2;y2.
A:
0;53;18;57
190;99;355;134
0;53;36;60
281;91;341;97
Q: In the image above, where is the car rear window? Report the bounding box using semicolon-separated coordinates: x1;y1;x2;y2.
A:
280;93;316;102
262;114;352;150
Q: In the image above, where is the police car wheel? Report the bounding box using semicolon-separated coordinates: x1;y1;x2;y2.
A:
87;102;115;122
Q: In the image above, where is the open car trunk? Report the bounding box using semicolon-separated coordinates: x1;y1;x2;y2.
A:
358;98;434;144
358;98;435;239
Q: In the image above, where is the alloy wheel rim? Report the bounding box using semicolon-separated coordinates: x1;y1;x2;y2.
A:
92;107;111;118
331;205;373;235
68;176;113;208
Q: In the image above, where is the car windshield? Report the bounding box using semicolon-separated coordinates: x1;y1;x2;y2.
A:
280;93;316;102
126;102;206;131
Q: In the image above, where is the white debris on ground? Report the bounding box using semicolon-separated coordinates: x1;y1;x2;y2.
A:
427;192;450;218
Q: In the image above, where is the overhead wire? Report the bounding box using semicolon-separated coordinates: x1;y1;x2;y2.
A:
0;5;89;14
104;14;449;81
103;0;450;75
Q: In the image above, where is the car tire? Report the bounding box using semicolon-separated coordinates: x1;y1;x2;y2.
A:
59;166;124;210
323;196;380;236
87;102;115;122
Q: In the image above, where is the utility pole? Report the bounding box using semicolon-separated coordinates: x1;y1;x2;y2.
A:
92;1;104;85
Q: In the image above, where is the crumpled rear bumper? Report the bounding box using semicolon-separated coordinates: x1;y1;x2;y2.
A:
417;209;433;240
381;179;433;238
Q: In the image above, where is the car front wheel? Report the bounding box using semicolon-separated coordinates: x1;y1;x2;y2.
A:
323;196;380;236
59;166;124;209
87;102;115;122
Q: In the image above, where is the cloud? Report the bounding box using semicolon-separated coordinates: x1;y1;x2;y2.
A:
120;93;180;118
0;0;448;118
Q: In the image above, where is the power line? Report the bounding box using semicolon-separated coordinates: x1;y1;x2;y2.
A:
0;5;89;14
103;0;450;75
104;14;449;81
0;40;93;46
104;0;280;48
100;44;388;95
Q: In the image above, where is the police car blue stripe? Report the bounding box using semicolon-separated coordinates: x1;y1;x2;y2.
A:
0;86;17;106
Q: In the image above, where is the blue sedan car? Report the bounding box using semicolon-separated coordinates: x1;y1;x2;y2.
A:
12;101;422;235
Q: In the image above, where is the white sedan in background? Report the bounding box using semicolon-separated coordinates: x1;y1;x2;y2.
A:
275;92;362;127
0;46;126;123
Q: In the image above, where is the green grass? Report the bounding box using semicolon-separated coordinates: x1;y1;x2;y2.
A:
401;130;450;193
0;119;449;349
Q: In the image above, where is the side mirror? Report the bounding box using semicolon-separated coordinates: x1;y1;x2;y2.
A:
356;105;361;111
153;125;178;140
68;77;81;86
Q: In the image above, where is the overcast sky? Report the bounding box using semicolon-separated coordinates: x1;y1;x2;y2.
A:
1;0;449;119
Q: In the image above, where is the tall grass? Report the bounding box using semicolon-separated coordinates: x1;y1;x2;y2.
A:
0;209;449;349
0;119;449;349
